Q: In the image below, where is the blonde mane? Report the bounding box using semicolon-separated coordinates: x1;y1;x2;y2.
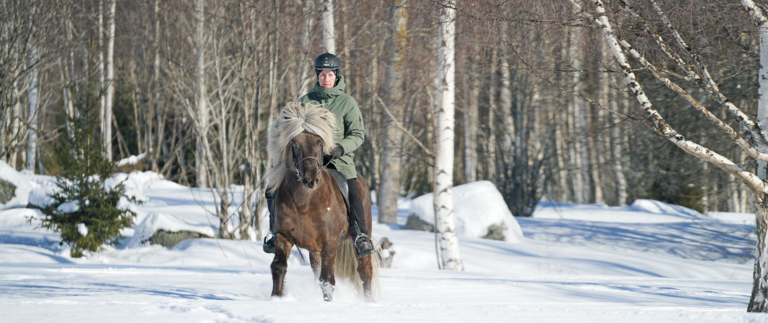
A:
265;101;337;193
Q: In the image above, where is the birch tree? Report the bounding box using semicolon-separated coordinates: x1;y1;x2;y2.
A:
569;0;768;311
321;0;336;54
434;0;463;271
195;0;208;188
104;0;116;160
27;47;38;172
378;0;408;224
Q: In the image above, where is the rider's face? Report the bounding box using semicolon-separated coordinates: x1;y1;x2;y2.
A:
318;70;336;88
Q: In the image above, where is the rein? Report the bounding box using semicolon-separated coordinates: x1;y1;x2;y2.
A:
222;155;334;227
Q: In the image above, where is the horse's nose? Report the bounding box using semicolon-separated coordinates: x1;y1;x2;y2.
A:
302;178;309;185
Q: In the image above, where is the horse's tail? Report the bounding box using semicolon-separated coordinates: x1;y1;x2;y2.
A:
335;236;381;298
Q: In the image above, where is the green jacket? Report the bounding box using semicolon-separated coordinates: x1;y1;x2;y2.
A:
300;75;364;179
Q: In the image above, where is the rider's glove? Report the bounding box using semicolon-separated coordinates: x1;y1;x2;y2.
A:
329;145;344;160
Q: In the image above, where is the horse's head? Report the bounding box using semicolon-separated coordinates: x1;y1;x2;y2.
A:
289;132;326;190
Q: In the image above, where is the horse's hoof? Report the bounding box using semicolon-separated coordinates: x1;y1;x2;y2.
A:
323;295;332;302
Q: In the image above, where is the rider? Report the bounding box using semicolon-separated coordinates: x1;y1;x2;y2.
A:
263;52;375;258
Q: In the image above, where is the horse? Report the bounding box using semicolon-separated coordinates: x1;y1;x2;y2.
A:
264;101;379;302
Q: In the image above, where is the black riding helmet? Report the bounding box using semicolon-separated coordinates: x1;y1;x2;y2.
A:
314;53;341;86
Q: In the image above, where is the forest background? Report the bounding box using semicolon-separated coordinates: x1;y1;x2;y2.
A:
1;0;760;237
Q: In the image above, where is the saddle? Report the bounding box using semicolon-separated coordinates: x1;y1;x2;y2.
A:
328;169;350;211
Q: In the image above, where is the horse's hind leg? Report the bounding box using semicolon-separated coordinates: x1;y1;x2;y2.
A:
319;247;338;301
310;251;321;281
356;255;374;301
270;233;293;298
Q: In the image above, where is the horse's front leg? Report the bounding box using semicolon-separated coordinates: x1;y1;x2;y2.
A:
270;233;293;298
357;254;374;301
319;246;338;301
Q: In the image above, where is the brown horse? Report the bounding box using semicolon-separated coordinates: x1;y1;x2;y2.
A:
265;102;379;301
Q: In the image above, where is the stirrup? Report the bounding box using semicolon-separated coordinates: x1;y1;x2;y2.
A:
354;234;374;258
263;234;276;254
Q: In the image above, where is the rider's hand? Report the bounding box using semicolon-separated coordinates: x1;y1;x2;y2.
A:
329;145;344;160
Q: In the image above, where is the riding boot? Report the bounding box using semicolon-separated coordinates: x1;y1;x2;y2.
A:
347;179;374;258
263;190;277;254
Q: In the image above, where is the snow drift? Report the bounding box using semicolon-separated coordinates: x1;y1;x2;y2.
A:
407;181;524;242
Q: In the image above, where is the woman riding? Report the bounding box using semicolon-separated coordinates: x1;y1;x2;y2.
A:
263;53;374;258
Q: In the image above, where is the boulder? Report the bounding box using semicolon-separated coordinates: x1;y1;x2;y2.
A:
127;212;216;248
146;230;211;248
0;160;32;211
406;181;524;243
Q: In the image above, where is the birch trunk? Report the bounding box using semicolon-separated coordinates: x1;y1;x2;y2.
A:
464;49;479;183
98;0;106;145
9;85;21;168
299;0;314;95
568;9;588;203
195;0;208;188
610;75;627;206
435;0;463;271
27;47;38;172
104;0;116;160
378;0;407;224
487;49;497;181
153;0;163;172
321;0;336;54
743;0;768;311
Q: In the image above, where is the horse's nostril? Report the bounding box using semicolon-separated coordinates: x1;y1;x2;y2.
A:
302;178;308;185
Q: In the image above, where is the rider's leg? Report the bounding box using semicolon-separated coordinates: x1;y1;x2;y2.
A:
347;179;374;257
263;190;276;253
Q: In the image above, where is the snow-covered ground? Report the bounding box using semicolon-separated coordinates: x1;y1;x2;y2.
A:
1;168;766;322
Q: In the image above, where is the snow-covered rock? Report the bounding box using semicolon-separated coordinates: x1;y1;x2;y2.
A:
407;181;524;243
127;212;215;248
0;160;33;211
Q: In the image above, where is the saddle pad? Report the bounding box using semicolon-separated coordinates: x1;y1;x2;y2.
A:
329;169;349;204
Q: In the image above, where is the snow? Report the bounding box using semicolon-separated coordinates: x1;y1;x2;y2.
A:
408;180;524;242
116;152;147;167
77;223;88;236
0;160;33;210
1;169;767;322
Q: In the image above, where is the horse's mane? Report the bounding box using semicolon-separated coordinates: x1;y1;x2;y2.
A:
265;101;337;193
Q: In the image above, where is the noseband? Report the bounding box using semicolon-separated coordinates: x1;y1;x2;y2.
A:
296;156;321;167
294;156;322;179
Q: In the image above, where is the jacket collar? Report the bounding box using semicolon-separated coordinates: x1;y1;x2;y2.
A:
312;75;347;100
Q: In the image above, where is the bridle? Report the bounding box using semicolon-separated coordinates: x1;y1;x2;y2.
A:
293;155;332;179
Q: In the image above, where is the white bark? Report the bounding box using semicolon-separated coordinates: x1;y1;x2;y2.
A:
104;0;116;160
379;0;408;224
195;0;208;188
299;0;314;95
26;47;38;172
745;0;768;180
321;0;336;54
739;0;768;312
435;0;463;271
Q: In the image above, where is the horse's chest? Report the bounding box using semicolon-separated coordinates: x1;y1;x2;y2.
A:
278;209;344;249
